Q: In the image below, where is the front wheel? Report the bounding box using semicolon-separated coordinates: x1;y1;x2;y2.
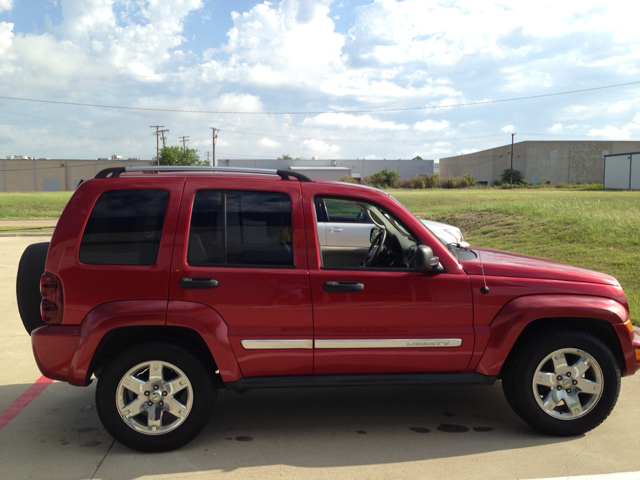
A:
96;342;215;452
502;330;621;436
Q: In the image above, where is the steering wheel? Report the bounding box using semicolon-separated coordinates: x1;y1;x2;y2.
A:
363;229;386;267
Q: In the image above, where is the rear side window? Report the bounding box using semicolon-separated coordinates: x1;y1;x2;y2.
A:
79;189;169;265
188;190;293;267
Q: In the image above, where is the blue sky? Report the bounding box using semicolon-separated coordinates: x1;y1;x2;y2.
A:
0;0;639;161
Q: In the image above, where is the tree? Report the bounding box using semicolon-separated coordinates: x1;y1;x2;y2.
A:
278;154;293;160
412;156;423;160
500;169;524;184
158;145;208;166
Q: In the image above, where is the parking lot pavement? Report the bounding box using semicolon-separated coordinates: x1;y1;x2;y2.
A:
1;236;640;480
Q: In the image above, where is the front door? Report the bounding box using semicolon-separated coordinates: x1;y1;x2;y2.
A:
302;183;474;375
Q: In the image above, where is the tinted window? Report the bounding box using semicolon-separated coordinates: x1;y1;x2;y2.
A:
79;189;169;265
188;190;293;267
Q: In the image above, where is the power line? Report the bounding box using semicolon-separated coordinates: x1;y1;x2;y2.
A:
1;81;639;115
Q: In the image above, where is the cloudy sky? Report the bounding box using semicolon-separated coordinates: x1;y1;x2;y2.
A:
0;0;639;161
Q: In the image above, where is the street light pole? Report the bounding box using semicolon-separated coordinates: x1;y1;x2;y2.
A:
510;132;516;188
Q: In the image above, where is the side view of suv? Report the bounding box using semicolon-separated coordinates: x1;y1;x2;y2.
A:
16;166;640;452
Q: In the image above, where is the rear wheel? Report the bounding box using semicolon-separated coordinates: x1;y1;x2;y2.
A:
502;330;620;436
96;342;215;452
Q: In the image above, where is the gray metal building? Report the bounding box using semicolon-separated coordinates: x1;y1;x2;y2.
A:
439;141;640;185
218;158;434;181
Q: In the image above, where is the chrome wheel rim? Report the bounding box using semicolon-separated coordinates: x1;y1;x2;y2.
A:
116;360;193;435
532;348;603;420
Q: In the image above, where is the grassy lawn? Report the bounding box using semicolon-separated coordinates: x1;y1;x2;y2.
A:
2;188;639;324
0;192;72;218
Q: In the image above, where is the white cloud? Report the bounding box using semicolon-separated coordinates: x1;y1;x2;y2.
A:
609;101;631;113
0;21;13;58
302;113;408;130
300;138;340;155
414;119;450;131
1;0;203;84
587;126;630;139
588;115;640;139
549;123;563;133
258;137;279;148
500;125;515;133
0;0;12;13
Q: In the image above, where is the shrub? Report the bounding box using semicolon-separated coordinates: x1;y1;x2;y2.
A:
339;175;360;184
409;174;425;189
367;168;400;188
456;174;475;188
492;179;503;186
440;176;459;189
500;169;524;184
424;173;439;188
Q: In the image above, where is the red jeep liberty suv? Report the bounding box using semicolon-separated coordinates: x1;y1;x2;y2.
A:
16;166;640;452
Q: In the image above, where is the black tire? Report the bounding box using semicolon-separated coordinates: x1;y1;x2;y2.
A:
96;341;216;452
502;330;621;436
16;242;50;335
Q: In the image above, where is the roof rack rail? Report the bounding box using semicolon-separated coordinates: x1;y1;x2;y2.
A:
94;165;312;182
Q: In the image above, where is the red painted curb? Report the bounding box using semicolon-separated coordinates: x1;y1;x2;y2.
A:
0;376;53;430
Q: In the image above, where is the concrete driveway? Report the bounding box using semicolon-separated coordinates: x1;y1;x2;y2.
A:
1;236;639;480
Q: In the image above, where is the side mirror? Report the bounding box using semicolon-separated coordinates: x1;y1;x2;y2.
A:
415;245;441;272
370;228;380;244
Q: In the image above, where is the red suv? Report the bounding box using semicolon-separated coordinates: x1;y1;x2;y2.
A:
16;166;640;452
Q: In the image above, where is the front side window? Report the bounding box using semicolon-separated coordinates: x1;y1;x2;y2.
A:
79;189;169;265
188;190;293;267
316;196;419;269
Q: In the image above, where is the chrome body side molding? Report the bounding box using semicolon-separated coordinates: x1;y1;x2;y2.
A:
314;338;462;349
241;339;313;350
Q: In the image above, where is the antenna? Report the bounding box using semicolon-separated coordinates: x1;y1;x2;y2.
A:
461;153;489;294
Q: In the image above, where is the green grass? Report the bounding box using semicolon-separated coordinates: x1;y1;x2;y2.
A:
0;192;72;218
2;189;639;324
392;188;640;325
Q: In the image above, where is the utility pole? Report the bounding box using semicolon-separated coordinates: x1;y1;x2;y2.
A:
179;136;189;162
210;127;219;167
510;132;516;188
150;125;164;166
159;129;169;148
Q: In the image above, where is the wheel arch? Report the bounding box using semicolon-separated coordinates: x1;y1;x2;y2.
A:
68;300;242;386
501;317;626;377
89;326;218;383
475;294;634;377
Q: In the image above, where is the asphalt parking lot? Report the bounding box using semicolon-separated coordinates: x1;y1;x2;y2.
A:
1;235;640;480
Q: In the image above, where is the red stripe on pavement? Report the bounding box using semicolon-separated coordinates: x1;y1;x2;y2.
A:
0;376;53;430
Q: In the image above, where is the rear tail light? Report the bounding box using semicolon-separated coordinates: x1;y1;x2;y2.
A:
40;273;59;296
40;298;61;324
40;272;63;325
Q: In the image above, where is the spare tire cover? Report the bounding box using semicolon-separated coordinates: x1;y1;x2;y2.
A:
16;242;50;335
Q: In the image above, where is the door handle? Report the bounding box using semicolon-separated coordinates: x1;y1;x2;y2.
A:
328;227;343;232
323;281;364;292
180;277;219;289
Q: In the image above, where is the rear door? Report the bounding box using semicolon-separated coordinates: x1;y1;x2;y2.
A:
169;177;313;377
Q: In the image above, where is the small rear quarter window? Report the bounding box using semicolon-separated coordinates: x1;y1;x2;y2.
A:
79;189;169;265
